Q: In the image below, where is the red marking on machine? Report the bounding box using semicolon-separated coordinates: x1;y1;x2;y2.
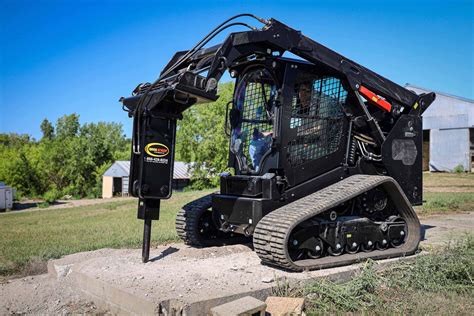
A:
359;85;392;112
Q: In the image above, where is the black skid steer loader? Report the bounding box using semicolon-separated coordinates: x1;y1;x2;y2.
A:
120;14;435;271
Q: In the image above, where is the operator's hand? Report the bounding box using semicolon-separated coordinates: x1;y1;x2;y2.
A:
262;131;273;137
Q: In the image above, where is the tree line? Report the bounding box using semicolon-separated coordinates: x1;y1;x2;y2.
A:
0;82;234;200
0;114;129;201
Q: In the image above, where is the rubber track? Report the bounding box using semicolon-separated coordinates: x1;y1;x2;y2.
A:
176;194;250;246
253;174;421;271
176;194;213;246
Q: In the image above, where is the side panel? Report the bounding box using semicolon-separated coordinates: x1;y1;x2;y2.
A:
382;115;423;205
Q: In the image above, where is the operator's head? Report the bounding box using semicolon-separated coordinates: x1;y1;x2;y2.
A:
252;128;262;140
298;82;313;110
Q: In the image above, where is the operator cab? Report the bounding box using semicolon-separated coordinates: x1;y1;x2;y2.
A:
230;66;278;174
222;57;350;191
214;57;351;235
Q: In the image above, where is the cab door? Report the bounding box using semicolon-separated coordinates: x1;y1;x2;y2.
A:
279;63;350;186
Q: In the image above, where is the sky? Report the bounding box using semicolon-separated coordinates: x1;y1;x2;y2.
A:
1;0;473;139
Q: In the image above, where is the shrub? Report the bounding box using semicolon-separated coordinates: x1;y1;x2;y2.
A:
453;164;465;173
43;188;62;203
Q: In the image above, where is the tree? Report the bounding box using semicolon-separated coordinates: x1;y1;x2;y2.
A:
0;115;130;199
175;82;234;188
56;114;80;139
40;119;54;140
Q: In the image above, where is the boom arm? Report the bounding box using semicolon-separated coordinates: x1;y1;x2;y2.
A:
125;18;434;116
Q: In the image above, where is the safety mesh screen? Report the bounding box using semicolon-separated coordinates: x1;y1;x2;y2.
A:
287;77;347;166
231;68;276;172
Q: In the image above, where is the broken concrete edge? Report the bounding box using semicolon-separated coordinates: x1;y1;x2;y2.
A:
210;296;267;316
47;261;73;279
71;260;158;315
46;252;423;315
177;288;273;316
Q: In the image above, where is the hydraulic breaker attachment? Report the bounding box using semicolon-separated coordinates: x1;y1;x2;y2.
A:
129;112;176;262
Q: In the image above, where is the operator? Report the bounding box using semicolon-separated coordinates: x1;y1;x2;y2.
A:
249;127;272;172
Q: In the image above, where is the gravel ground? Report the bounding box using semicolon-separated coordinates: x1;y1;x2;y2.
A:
0;274;106;314
1;212;472;314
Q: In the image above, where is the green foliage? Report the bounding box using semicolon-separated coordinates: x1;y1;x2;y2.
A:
43;188;62;203
387;235;474;293
56;113;80;139
0;133;32;146
453;164;465;173
303;261;381;313
40;119;54;140
0;114;129;199
176;82;234;188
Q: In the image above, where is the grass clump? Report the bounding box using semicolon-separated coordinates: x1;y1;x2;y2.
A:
387;236;473;293
303;261;381;313
282;236;474;315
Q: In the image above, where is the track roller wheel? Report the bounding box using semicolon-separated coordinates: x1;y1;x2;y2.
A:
307;238;325;259
345;242;360;254
376;239;389;250
361;241;375;252
327;243;344;256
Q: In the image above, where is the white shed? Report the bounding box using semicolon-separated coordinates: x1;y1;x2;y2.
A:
102;161;193;198
102;161;130;198
0;182;15;211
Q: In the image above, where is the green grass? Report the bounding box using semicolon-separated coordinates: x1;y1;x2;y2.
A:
0;189;212;276
423;171;474;189
418;192;474;215
417;172;474;215
275;236;474;315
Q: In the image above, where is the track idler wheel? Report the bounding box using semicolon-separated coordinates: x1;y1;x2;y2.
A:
388;216;407;248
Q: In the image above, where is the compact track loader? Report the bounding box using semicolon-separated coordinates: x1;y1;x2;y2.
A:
120;14;435;271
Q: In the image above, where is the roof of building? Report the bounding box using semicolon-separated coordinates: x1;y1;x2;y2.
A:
405;84;474;130
103;161;130;177
405;84;474;104
103;160;193;179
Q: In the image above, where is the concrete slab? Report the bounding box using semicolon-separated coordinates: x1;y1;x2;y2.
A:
49;243;418;315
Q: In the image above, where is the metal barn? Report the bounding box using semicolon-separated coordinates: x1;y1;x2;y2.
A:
102;161;192;198
406;84;474;172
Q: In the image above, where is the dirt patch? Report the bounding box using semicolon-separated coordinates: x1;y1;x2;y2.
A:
424;186;474;193
0;274;107;314
10;197;133;213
